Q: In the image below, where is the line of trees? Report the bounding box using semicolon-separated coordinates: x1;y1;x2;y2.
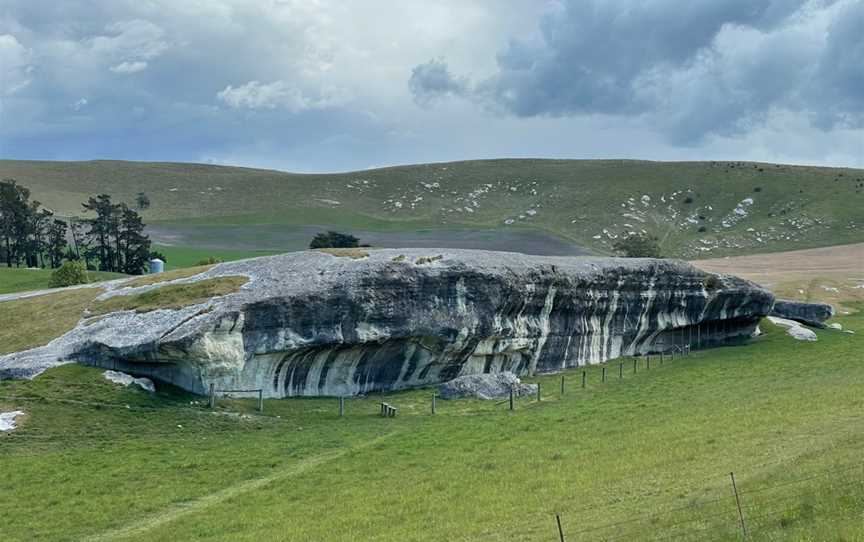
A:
0;179;152;275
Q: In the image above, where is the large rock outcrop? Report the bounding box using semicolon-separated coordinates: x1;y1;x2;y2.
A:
0;249;774;397
770;299;834;328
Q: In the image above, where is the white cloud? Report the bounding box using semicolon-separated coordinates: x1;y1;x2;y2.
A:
217;80;350;112
110;61;148;74
72;98;88;111
0;34;32;95
88;20;169;62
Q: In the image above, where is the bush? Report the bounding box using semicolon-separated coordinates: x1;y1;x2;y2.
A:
49;261;89;288
309;231;360;249
195;257;223;266
612;233;662;258
683;196;694;204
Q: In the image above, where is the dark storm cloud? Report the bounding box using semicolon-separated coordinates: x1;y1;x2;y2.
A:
410;0;862;143
408;59;469;106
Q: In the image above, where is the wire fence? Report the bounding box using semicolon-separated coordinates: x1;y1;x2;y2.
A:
544;461;864;541
2;349;863;539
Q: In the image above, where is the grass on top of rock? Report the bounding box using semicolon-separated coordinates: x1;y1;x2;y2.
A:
122;264;216;288
0;288;102;355
316;247;371;259
90;276;248;316
1;306;862;541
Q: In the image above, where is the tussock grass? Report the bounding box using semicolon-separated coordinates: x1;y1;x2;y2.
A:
0;288;102;355
0;306;861;541
90;276;248;316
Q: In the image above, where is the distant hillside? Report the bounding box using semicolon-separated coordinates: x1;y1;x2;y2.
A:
1;158;862;258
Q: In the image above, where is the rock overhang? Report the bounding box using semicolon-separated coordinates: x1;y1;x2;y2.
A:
0;249;775;397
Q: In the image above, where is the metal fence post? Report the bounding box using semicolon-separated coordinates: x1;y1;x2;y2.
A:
258;389;264;413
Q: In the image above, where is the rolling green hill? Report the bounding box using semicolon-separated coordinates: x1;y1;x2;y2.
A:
2;158;862;258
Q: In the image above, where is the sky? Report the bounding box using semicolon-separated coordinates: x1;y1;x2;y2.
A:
0;0;862;172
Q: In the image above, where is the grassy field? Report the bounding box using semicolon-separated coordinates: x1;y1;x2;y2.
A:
0;266;125;296
151;245;281;271
2;158;862;258
1;307;861;541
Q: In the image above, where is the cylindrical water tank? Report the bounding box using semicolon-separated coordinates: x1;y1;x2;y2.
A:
149;258;165;274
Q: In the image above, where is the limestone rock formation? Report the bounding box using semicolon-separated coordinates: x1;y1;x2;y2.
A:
770;299;834;328
767;316;818;341
0;249;774;397
438;372;537;400
103;370;155;392
0;410;25;432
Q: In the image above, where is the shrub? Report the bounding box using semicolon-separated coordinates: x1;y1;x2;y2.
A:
697;226;707;233
753;186;762;192
704;274;723;291
49;261;89;288
683;196;694;204
612;233;662;258
195;257;223;266
309;231;360;249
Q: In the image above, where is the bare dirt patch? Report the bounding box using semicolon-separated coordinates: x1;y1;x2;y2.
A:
693;243;864;311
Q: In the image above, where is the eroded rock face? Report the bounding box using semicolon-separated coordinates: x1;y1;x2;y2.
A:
770;299;834;328
0;249;774;397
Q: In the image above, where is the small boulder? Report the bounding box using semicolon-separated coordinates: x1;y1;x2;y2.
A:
767;316;817;342
103;370;155;393
1;410;25;432
828;323;842;330
439;372;538;400
770;300;834;328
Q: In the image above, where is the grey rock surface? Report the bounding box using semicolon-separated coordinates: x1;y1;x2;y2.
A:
0;249;774;397
439;372;537;400
767;316;818;341
103;370;155;393
770;299;834;328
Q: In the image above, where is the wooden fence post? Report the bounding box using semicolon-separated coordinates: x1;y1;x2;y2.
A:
536;383;541;402
208;383;215;409
258;389;264;413
619;363;623;379
602;367;607;382
560;375;565;395
431;394;436;415
339;396;345;417
509;388;515;411
730;472;748;539
581;371;586;388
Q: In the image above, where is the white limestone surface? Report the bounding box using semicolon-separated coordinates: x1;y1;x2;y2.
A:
1;410;25;432
103;370;156;392
767;316;818;342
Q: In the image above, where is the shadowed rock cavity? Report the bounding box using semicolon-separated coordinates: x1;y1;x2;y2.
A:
0;249;774;397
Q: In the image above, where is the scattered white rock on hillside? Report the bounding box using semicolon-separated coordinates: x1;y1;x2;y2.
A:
1;410;25;432
767;316;817;342
828;323;843;330
103;370;156;392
